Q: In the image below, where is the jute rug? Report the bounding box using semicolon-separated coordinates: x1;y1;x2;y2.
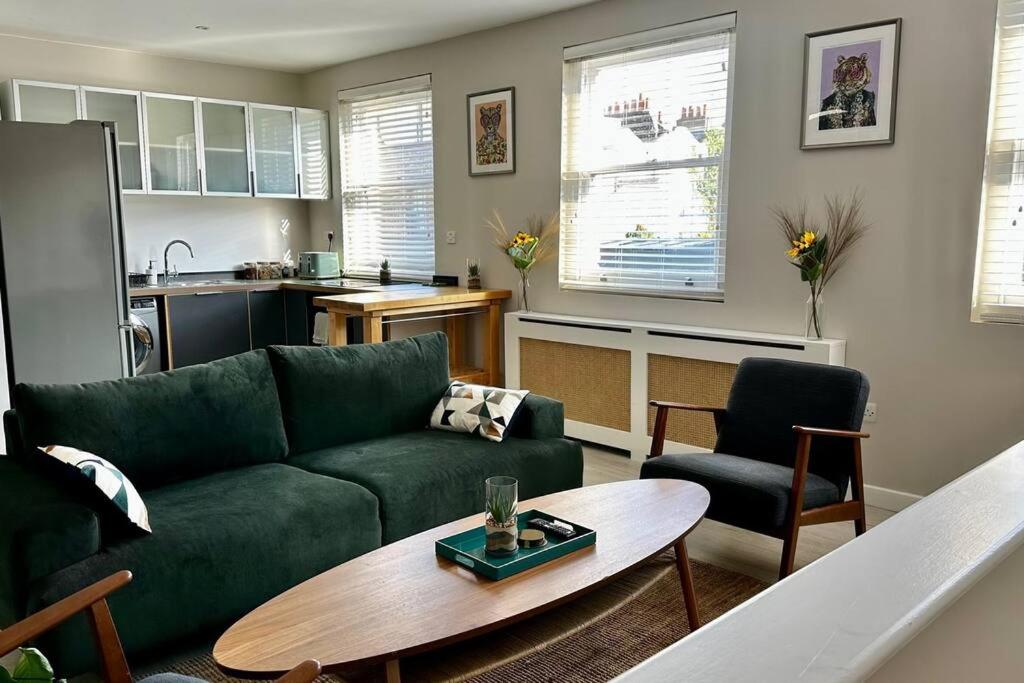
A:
148;552;766;683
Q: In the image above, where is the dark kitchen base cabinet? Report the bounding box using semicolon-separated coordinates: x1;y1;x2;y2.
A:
167;292;251;368
250;290;288;349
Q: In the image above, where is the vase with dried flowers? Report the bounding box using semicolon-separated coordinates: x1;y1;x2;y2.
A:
773;191;870;340
378;257;391;285
485;211;557;312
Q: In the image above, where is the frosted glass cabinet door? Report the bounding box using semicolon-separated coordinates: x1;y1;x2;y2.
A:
143;93;200;194
82;87;146;193
12;80;81;123
249;104;298;197
297;107;331;200
199;99;252;196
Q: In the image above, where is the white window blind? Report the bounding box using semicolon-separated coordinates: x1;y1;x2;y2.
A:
974;0;1024;322
339;75;435;279
560;15;736;300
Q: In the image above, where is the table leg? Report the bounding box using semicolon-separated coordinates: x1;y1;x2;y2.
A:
362;315;383;344
486;302;501;386
385;658;401;683
674;538;700;632
445;315;465;374
327;312;348;346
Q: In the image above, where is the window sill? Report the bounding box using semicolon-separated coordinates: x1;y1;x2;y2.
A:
559;282;724;303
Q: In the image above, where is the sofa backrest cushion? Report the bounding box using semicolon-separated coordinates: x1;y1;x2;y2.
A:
268;332;451;454
13;349;288;490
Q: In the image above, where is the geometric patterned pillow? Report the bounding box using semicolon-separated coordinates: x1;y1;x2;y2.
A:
429;381;530;443
37;445;151;534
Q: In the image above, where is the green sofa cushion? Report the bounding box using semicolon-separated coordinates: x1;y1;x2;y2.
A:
12;350;288;490
29;463;381;676
289;430;584;543
268;333;451;454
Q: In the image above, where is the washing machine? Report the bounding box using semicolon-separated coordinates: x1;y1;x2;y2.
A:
130;297;163;375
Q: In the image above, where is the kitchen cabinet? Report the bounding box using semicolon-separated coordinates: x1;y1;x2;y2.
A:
1;79;81;123
2;78;329;201
142;92;200;195
249;289;288;348
249;103;298;198
198;98;252;196
167;291;250;368
81;87;146;193
297;107;331;200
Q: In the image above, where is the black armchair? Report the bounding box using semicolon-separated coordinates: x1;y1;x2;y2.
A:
641;357;870;579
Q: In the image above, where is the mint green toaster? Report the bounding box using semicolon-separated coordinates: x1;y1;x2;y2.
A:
298;252;341;279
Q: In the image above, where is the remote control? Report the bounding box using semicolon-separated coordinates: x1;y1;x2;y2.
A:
528;518;577;539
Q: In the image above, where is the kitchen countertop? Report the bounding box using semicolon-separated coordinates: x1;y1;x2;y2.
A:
129;278;425;297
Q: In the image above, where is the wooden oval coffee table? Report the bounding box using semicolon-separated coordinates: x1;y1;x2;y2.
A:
214;479;709;681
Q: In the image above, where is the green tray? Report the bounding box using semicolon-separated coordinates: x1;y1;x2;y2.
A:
435;509;596;580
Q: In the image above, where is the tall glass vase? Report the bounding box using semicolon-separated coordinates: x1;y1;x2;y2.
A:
517;270;531;312
805;291;825;340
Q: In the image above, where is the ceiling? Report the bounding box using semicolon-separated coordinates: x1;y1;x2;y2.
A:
0;0;597;73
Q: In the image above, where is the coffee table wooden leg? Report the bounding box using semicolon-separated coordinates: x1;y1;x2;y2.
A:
674;538;700;631
385;658;401;683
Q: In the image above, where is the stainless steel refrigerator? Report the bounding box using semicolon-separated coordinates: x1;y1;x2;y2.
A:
0;120;133;398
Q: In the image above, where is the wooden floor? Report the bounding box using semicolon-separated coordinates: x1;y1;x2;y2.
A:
583;445;894;584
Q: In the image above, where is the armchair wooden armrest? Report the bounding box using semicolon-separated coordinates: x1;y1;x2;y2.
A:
793;425;870;439
0;571;322;683
648;400;727;458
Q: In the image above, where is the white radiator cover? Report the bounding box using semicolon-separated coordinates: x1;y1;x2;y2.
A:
504;311;846;461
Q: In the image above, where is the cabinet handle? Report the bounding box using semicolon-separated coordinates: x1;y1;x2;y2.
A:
250;170;255;197
194;291;225;296
297;172;302;198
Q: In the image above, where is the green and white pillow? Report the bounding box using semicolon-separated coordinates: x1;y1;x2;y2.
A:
38;445;151;534
430;381;530;443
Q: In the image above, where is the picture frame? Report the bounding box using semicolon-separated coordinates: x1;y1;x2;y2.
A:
801;18;902;150
467;86;516;176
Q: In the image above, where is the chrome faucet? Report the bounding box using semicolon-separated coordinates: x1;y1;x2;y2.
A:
163;240;194;283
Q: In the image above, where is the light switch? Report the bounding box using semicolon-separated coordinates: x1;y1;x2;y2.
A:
446;230;457;244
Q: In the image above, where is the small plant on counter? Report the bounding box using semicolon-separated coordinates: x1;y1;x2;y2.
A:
467;259;481;289
378;257;391;285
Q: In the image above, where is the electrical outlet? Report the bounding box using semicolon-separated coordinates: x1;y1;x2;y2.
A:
863;402;878;423
446;230;457;244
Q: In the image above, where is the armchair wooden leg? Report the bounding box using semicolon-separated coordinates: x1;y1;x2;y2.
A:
779;432;812;580
779;520;800;580
851;439;867;537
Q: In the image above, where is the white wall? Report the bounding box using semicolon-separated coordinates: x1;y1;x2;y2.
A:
0;33;311;273
301;0;1019;499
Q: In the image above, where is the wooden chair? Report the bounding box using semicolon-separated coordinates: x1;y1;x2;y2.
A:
642;357;870;580
0;571;320;683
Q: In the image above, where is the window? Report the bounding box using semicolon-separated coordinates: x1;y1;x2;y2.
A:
339;75;435;280
559;14;736;299
973;0;1024;322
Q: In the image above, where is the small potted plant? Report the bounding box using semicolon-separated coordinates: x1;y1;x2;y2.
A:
2;647;56;683
484;476;518;557
378;257;391;285
467;259;481;289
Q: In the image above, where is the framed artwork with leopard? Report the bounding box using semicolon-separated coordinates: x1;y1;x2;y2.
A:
801;19;902;150
468;87;516;175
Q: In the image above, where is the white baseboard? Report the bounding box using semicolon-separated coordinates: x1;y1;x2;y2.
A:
864;484;922;513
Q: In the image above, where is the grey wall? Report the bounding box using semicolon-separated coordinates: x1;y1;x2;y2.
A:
302;0;1020;498
0;33;311;273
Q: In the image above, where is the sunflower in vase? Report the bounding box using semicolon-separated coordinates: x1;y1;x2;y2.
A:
486;211;557;312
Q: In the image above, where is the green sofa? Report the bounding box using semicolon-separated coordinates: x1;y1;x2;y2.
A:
0;332;582;674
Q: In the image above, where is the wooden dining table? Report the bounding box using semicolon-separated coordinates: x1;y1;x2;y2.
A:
313;287;511;385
